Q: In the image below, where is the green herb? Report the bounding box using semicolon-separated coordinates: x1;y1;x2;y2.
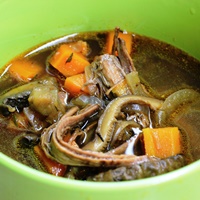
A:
66;53;73;63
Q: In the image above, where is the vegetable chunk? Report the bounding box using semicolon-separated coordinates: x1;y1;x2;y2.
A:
49;44;90;77
64;73;89;96
9;60;43;82
143;127;182;158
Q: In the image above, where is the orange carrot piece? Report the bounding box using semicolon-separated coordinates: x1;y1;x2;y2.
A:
49;44;90;77
34;145;67;176
9;59;43;82
142;127;182;159
106;30;132;54
64;73;89;96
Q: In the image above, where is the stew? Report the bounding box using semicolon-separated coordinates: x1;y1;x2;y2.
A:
0;28;199;181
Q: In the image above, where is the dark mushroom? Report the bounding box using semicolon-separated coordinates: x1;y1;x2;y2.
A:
83;95;163;152
87;154;185;181
40;95;163;167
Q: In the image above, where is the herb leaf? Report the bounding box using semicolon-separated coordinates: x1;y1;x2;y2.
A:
66;53;73;63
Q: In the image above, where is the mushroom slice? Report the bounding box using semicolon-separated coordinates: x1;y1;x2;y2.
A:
41;95;163;167
87;154;185;181
83;95;163;152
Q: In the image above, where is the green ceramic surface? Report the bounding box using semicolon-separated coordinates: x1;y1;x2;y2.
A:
0;0;200;200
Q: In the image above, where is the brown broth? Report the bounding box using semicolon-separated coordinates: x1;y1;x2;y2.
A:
0;30;199;180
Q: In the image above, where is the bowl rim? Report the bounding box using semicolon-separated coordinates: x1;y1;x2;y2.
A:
1;151;200;189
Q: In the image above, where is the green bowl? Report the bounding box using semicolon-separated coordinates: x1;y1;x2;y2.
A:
0;1;200;200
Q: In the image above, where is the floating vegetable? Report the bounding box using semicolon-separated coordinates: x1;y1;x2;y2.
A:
9;59;43;82
41;95;163;167
143;127;182;158
64;73;89;97
49;44;90;77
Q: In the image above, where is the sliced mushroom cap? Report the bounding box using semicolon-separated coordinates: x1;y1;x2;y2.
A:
83;95;163;152
87;154;185;181
40;95;163;167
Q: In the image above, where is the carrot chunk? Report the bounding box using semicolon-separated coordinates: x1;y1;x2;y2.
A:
9;60;43;82
64;73;89;96
49;44;90;77
143;127;182;158
106;30;132;54
34;145;67;176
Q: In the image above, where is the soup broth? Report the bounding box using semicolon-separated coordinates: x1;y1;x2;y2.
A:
0;29;199;181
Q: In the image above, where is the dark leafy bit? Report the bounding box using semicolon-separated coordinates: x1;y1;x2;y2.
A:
65;53;73;63
0;28;199;181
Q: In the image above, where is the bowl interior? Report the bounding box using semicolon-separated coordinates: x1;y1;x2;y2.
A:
0;1;200;200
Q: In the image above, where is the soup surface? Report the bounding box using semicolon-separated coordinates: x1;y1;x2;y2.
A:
0;28;200;181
